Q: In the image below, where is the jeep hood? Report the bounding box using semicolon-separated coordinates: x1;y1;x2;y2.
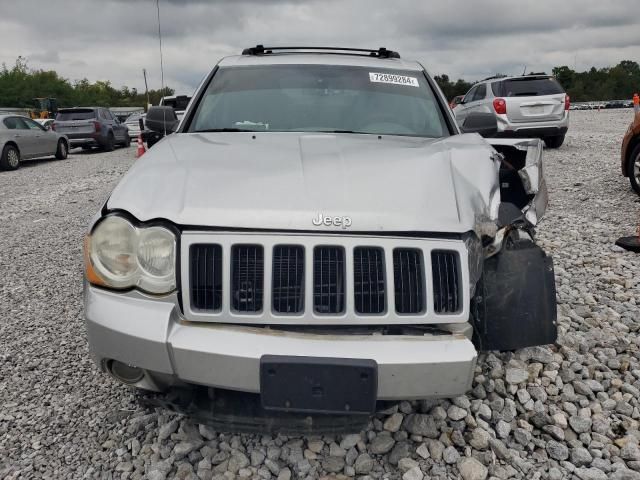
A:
107;132;502;233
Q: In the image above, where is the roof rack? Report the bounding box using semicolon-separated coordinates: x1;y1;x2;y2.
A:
480;74;508;82
241;45;400;59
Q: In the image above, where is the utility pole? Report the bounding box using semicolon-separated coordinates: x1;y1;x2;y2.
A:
142;68;150;111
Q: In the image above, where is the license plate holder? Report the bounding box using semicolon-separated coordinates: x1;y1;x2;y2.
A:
260;356;378;415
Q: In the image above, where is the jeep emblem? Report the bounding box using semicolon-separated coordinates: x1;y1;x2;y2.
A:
312;213;352;229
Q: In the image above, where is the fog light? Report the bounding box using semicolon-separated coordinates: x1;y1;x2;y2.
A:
108;360;144;384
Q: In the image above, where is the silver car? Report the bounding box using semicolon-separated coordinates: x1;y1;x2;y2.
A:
83;46;557;425
454;74;569;148
124;113;146;139
0;115;69;170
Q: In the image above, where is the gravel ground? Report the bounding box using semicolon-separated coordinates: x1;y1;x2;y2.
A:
1;110;640;480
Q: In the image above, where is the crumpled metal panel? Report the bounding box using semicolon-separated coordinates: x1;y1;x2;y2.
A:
488;138;548;226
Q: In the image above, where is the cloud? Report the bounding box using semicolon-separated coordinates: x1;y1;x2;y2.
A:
0;0;637;95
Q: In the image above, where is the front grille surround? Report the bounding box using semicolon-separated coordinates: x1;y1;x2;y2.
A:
181;233;469;325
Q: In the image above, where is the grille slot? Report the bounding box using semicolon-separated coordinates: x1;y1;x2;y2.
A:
190;244;222;311
393;249;425;314
313;246;345;314
272;245;305;314
231;245;264;313
353;247;386;314
432;250;461;313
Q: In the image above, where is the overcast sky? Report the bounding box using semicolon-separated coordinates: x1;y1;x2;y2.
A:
1;0;638;95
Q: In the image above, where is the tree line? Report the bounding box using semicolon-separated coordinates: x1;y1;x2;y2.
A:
435;60;639;102
0;57;173;109
1;56;638;108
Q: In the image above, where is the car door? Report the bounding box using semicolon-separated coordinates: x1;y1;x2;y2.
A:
111;112;127;141
104;109;123;142
23;117;57;155
3;117;38;158
465;83;487;115
454;85;478;123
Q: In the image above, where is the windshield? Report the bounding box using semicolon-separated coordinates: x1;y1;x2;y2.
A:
125;114;142;123
56;109;96;121
187;65;449;137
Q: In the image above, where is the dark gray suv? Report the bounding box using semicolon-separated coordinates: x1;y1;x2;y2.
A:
53;107;130;151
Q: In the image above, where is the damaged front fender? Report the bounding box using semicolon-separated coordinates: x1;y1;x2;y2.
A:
489;138;548;227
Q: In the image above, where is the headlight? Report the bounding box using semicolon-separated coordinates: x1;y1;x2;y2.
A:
85;215;176;294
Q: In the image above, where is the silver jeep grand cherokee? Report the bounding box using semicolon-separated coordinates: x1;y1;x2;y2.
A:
84;46;557;427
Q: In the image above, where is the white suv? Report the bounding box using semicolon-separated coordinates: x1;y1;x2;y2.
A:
454;74;569;148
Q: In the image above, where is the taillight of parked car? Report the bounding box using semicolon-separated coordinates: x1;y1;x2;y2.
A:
93;121;101;133
565;94;570;111
493;98;507;115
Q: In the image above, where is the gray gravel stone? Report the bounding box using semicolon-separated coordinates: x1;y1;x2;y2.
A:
402;466;424;480
354;453;374;474
443;446;460;464
369;433;395;454
322;456;345;473
403;414;438;437
547;440;570;460
458;457;488;480
505;368;529;385
383;412;404;432
571;447;594;467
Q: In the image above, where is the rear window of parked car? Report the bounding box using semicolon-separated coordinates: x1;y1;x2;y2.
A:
493;77;565;97
56;109;96;121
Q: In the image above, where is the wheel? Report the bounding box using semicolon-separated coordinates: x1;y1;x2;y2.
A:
102;133;115;152
123;135;131;148
0;144;20;171
627;143;640;196
544;135;565;149
55;139;68;160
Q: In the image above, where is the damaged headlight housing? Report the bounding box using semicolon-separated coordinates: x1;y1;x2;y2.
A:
84;215;176;294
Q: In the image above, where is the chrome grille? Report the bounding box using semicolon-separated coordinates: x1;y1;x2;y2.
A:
272;245;305;314
189;244;222;311
393;248;425;314
313;246;345;314
432;250;461;313
231;245;264;312
353;247;386;314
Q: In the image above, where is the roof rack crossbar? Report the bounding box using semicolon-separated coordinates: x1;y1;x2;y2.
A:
241;45;400;59
480;74;508;82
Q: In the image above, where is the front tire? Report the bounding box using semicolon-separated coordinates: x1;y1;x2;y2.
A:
544;134;565;149
123;135;131;148
55;139;68;160
627;144;640;196
0;144;20;171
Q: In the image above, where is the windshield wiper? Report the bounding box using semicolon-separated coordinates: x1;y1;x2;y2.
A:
318;130;370;134
194;128;258;133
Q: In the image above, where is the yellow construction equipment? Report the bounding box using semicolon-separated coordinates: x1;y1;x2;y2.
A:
29;98;58;119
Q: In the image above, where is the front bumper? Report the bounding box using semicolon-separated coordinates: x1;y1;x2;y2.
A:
84;286;477;400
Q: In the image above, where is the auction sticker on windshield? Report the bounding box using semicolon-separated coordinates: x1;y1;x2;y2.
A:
369;72;419;87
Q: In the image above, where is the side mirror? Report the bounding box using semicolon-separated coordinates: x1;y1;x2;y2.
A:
460;112;497;137
146;106;179;134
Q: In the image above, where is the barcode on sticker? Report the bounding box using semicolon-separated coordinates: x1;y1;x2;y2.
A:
369;72;419;87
